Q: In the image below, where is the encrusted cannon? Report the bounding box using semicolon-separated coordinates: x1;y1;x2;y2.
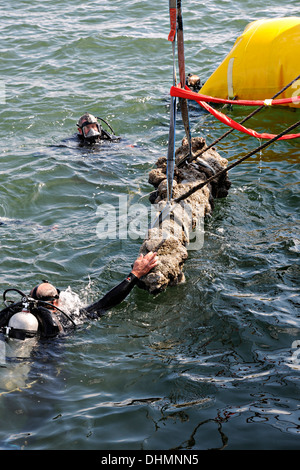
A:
138;137;231;294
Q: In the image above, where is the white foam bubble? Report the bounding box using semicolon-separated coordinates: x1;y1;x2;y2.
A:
58;286;86;322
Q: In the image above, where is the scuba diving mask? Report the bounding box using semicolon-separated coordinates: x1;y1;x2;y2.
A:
83;126;101;141
77;113;102;143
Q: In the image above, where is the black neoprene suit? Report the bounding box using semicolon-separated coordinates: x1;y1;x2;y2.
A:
80;272;138;318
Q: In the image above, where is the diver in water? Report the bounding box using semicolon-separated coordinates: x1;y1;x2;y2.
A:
0;251;158;340
76;113;120;145
186;73;201;92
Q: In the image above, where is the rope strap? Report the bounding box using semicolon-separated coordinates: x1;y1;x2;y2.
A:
168;7;177;41
170;85;300;107
174;119;300;203
170;86;300;140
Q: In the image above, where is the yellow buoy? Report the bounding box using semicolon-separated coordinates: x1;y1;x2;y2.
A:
200;17;300;107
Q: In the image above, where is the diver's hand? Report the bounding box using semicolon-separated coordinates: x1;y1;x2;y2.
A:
131;251;158;278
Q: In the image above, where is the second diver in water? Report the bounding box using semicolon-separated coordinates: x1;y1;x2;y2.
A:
76;113;120;145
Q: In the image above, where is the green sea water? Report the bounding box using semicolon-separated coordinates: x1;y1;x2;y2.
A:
0;0;299;451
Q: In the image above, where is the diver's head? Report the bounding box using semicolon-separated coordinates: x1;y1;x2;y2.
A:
77;113;101;143
186;73;201;92
30;280;60;305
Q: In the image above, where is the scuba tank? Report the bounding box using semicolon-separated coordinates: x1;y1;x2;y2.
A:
8;305;39;339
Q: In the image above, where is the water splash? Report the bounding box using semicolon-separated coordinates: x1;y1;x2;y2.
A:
58;286;86;323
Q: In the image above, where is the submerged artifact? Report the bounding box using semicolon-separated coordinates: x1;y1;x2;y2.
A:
138;136;231;294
